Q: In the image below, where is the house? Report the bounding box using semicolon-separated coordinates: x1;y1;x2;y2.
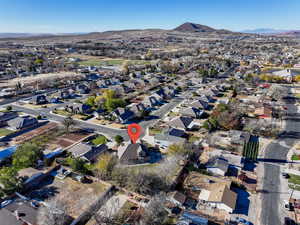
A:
58;90;71;99
0;208;24;225
0;111;18;127
76;84;90;94
229;130;250;146
168;116;195;131
7;116;38;130
154;128;186;149
128;103;147;117
197;183;237;213
180;107;204;118
117;142;149;164
29;95;47;105
206;157;229;176
1;201;38;225
272;69;297;82
65;103;91;114
111;107;135;124
68;143;108;162
190;100;209;110
18;167;45;189
143;95;161;108
168;191;186;206
253;106;272;118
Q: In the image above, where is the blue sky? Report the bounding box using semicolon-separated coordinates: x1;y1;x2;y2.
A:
0;0;300;33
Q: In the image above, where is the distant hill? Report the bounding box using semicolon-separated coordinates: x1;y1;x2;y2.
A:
174;22;216;32
0;32;87;39
241;28;290;34
275;30;300;37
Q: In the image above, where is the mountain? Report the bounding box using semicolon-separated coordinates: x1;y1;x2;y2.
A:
241;28;290;34
0;32;87;39
174;22;216;32
275;30;300;37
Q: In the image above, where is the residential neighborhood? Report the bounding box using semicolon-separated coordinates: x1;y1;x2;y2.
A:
1;3;300;225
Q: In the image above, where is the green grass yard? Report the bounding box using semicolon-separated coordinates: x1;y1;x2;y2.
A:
0;128;14;137
288;174;300;185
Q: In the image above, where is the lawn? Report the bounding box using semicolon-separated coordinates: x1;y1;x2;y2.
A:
0;128;14;137
288;174;300;185
291;154;300;160
149;127;162;136
91;135;107;146
53;109;72;117
295;93;300;98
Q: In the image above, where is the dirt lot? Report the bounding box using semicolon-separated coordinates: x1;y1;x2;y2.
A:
30;176;110;218
0;72;84;88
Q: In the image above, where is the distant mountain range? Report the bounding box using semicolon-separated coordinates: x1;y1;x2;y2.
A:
0;32;86;39
1;23;300;40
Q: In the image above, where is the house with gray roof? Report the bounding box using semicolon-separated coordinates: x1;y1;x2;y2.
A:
190;100;209;110
168;116;195;131
0;111;18;127
111;107;136;124
7;115;38;130
68;142;108;162
206;157;229;176
117;142;149;164
180;107;204;118
29;94;48;105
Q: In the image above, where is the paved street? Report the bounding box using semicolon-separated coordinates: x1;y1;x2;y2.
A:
9;92;187;140
261;88;300;225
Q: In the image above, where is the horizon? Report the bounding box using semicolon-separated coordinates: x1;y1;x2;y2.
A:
1;0;300;33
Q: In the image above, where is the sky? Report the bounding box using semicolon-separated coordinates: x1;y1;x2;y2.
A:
0;0;300;33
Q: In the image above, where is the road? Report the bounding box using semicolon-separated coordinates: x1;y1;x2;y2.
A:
261;87;300;225
9;92;187;140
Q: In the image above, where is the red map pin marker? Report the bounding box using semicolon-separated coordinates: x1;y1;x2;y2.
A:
127;123;142;144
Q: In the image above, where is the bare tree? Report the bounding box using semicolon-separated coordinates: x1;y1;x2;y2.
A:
37;200;71;225
62;116;76;134
140;193;168;225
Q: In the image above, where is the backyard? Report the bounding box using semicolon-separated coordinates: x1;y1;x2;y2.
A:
0;128;14;137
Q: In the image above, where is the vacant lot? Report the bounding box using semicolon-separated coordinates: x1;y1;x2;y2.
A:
31;177;110;218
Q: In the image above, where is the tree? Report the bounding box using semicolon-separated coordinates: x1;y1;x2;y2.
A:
85;96;96;107
62;116;76;134
6;105;12;111
92;135;107;146
94;153;117;180
114;135;124;145
141;193;168;225
0;167;22;197
38;200;71;225
66;157;88;174
12;143;41;170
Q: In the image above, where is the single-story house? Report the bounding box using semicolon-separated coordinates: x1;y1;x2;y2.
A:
143;95;162;108
180;107;204;119
1;201;38;225
117;142;149;164
29;95;48;105
18;167;45;189
65;103;91;114
206;157;229;176
168;116;195;131
68;143;108;162
0;111;18;127
154;128;186;149
7;116;38;130
168;191;186;206
190;100;209;110
111;107;136;124
197;183;237;213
